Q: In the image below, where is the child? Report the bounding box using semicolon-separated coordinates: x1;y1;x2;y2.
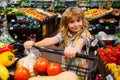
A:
24;7;91;71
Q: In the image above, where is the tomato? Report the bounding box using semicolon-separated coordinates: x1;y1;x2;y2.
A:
34;58;49;74
14;67;29;80
47;62;62;76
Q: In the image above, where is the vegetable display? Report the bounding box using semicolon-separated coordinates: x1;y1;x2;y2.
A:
98;44;120;80
98;44;120;64
0;64;9;80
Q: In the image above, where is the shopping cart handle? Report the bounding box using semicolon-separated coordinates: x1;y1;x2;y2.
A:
32;46;98;61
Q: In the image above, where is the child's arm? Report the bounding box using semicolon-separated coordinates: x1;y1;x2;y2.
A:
24;36;59;49
74;38;86;53
64;30;91;58
35;36;59;47
64;38;86;58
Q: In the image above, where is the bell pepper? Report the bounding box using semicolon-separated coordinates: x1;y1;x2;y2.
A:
0;51;15;67
0;45;13;54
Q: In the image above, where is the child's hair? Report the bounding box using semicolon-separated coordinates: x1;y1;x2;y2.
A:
58;7;89;46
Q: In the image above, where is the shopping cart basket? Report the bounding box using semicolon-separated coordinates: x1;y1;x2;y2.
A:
33;46;99;80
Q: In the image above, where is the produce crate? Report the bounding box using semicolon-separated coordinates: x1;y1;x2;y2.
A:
8;15;58;42
9;28;41;41
38;15;58;39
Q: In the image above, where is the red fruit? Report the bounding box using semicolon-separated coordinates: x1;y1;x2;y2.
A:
34;58;49;74
14;67;29;80
47;62;62;76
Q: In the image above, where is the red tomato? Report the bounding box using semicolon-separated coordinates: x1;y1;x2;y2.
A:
47;62;62;76
34;58;49;74
14;67;29;80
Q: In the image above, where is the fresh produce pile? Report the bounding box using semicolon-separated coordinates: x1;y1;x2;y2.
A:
0;45;15;80
15;57;78;80
98;44;120;80
6;8;26;16
111;9;120;16
85;8;113;21
4;7;57;21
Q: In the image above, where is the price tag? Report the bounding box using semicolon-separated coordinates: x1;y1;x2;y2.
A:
9;27;13;30
11;19;15;22
81;7;87;11
115;14;119;16
106;74;114;80
105;26;109;30
99;20;104;23
110;21;114;23
88;28;92;31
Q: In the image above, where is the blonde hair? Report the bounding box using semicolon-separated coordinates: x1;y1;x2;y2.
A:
58;7;89;46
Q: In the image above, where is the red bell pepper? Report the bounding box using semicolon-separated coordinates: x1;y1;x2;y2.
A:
109;56;117;63
0;45;13;54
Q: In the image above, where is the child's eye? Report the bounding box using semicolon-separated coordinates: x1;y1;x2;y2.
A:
70;21;73;23
77;19;81;22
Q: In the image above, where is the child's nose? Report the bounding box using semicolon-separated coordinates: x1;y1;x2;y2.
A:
74;22;79;26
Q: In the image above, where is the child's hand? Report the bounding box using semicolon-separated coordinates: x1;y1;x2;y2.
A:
24;41;35;49
64;46;78;58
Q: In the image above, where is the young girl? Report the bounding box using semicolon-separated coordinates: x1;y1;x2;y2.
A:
24;7;91;71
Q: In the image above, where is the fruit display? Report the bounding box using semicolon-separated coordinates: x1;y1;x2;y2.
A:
85;8;113;21
35;8;57;17
19;8;47;21
99;18;117;23
19;8;57;21
111;9;120;16
6;8;26;16
5;7;57;22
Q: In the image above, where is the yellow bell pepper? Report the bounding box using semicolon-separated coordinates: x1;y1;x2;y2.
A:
0;64;9;80
0;51;15;67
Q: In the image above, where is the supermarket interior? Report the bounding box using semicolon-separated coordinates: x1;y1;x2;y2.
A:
0;0;120;80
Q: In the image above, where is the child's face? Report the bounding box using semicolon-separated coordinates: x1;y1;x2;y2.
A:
68;15;82;34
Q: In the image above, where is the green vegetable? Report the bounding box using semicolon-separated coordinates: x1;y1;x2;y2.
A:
115;33;120;38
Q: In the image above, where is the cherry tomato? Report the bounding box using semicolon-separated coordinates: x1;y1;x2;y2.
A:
14;67;29;80
34;58;49;74
47;62;62;76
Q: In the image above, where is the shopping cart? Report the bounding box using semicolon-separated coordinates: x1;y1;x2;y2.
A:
32;46;99;80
